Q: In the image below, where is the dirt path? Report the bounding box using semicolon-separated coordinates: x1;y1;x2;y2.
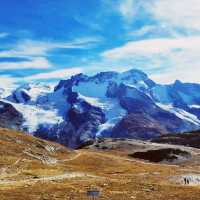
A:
0;172;95;186
61;151;83;162
0;149;188;187
0;152;98;187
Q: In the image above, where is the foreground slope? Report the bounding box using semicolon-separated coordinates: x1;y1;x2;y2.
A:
1;129;200;199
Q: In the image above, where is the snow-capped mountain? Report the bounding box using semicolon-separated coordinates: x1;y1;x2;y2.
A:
0;69;200;148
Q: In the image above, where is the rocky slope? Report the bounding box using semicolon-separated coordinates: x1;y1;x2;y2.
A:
0;69;200;148
152;130;200;148
0;101;24;130
86;138;195;164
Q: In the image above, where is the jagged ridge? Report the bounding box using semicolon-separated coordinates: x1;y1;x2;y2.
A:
0;69;200;148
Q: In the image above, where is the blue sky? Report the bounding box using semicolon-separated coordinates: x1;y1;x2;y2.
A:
0;0;200;89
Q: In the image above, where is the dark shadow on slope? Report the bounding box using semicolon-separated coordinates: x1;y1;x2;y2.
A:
129;148;191;163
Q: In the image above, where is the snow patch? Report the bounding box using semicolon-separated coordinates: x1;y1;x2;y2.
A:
26;84;54;102
157;103;200;125
73;80;127;136
2;99;64;133
189;105;200;109
78;94;106;108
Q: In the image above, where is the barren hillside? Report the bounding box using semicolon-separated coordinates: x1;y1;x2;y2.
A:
1;129;200;200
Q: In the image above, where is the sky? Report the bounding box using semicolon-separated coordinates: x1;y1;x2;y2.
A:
0;0;200;90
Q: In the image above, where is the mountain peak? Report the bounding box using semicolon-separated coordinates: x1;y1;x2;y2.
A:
1;68;200;149
121;69;148;80
123;68;147;75
174;80;183;86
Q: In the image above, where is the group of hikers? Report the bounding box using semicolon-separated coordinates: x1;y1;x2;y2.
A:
184;177;190;185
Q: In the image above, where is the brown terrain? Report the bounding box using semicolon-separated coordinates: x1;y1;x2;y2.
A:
1;128;200;200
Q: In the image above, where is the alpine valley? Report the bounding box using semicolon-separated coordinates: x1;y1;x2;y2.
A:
0;69;200;148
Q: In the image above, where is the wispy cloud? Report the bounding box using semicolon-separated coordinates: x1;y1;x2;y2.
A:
150;66;200;84
25;68;83;81
1;0;200;85
148;0;200;32
0;76;19;97
0;57;51;70
102;37;200;58
128;25;157;37
0;32;9;38
0;38;100;59
102;36;200;83
0;36;101;71
74;15;103;31
116;0;200;36
118;0;136;23
0;76;18;88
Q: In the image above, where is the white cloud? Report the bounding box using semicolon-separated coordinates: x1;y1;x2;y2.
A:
102;36;200;83
0;76;18;88
0;37;101;70
25;68;83;81
0;57;51;70
0;76;19;97
128;25;156;37
118;0;136;22
128;24;181;38
151;66;200;84
148;0;200;32
70;36;103;46
106;0;200;83
0;38;97;59
116;0;200;34
102;37;200;59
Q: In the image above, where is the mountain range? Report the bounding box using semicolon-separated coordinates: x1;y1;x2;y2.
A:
0;69;200;148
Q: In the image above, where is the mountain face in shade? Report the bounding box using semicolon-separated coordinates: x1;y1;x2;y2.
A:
0;101;24;130
0;69;200;148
